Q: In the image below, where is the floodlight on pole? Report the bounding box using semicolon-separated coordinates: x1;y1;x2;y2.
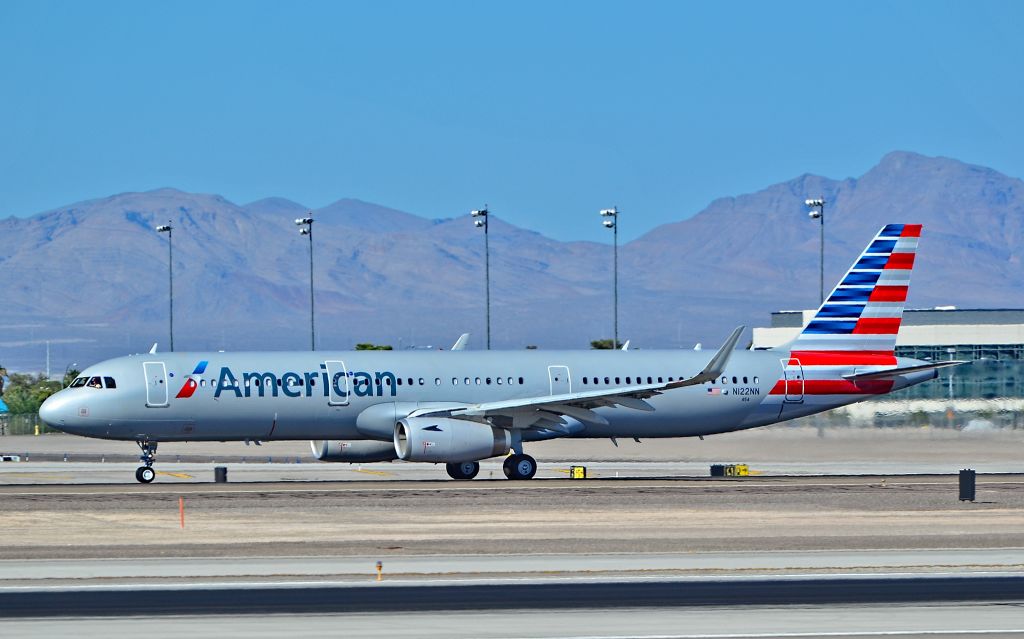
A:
295;215;315;351
805;198;825;304
600;207;619;348
155;221;174;351
471;207;491;349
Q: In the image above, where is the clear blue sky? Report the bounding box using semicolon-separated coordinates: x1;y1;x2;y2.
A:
2;0;1022;242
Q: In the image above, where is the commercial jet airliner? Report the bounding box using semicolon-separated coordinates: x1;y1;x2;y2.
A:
39;224;961;482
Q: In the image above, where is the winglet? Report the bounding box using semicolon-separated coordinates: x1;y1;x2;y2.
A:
451;333;470;351
671;326;744;387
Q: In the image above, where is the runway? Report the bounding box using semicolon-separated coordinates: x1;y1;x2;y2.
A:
2;431;1022;637
2;575;1024;618
4;604;1024;639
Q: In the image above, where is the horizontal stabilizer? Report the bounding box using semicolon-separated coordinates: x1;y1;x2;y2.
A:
842;360;967;382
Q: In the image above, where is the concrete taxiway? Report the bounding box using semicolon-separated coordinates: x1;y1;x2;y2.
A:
5;604;1024;639
1;428;1021;637
2;549;1023;586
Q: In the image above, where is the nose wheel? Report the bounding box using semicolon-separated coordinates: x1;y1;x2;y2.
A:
135;440;158;483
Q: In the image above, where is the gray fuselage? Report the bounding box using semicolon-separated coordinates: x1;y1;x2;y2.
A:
39;347;932;444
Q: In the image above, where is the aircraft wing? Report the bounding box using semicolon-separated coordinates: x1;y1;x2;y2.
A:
411;326;744;431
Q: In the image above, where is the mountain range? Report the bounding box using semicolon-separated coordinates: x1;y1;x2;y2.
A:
1;151;1020;371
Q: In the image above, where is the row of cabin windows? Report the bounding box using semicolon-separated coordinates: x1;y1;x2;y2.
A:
183;374;761;390
195;375;528;388
580;375;758;386
69;376;117;389
187;374;760;390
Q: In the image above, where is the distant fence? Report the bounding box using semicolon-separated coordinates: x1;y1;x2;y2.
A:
0;414;59;436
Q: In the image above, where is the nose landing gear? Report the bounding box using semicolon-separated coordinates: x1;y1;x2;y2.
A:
135;440;158;483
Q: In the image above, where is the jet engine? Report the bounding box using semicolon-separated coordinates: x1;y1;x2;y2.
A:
394;417;510;463
310;440;398;463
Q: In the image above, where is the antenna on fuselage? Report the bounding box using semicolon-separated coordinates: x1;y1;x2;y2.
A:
149;343;158;354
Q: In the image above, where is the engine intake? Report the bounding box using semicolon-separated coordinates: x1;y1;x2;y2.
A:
394;417;510;463
310;440;398;463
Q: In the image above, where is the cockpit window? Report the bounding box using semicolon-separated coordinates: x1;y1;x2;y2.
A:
104;377;117;389
69;377;87;388
87;376;102;388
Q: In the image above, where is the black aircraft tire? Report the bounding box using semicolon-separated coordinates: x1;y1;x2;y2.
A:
503;454;537;480
446;461;480;480
502;455;517;479
136;466;156;483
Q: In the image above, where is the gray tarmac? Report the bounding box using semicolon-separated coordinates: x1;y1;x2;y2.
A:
6;604;1024;639
1;427;1022;637
2;548;1023;586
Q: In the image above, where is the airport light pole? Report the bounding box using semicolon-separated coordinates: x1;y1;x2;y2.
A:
806;198;825;304
600;207;619;348
471;207;491;350
295;215;315;351
155;221;174;351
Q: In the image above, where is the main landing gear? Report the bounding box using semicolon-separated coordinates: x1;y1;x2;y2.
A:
135;440;158;483
444;455;538;480
445;461;480;480
503;453;537;480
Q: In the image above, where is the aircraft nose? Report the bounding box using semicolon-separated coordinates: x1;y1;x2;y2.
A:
38;393;69;427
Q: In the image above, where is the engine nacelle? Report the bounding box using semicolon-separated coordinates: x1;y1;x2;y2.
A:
394;417;511;463
310;440;398;463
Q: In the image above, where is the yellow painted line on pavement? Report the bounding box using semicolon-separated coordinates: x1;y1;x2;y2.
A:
156;471;194;479
351;468;394;477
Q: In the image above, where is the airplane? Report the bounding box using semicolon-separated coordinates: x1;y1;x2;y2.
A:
39;224;963;483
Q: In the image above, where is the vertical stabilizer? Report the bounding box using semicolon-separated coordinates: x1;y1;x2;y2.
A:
787;224;921;356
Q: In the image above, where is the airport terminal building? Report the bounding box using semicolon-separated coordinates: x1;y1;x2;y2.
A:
753;308;1024;403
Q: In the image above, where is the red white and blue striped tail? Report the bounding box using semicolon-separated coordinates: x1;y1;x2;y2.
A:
788;223;921;357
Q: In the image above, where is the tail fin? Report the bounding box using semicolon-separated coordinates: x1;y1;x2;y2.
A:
787;224;921;355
